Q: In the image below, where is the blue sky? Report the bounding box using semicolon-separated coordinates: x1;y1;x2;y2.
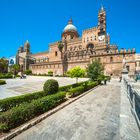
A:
0;0;140;58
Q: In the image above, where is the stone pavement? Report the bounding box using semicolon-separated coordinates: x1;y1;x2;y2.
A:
12;79;121;140
0;76;88;99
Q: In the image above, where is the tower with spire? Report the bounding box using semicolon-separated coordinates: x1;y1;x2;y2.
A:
98;5;106;34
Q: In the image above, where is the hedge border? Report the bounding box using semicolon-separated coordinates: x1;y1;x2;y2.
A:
0;91;66;132
0;73;13;79
0;80;6;85
0;80;90;112
0;84;100;140
0;81;99;132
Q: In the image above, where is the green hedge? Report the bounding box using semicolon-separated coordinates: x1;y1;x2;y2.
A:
0;91;45;111
0;81;98;112
0;91;66;132
86;81;98;90
68;86;85;97
59;84;72;92
0;73;13;79
0;80;6;85
0;80;99;132
68;81;98;97
59;81;89;92
24;70;32;75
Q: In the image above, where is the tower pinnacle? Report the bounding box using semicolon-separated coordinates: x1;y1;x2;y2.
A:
68;18;73;24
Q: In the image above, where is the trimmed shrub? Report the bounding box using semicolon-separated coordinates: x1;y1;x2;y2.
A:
43;79;59;95
87;81;98;90
0;73;12;79
68;86;85;97
0;80;6;85
69;81;98;97
24;70;32;75
48;71;53;76
0;91;44;111
71;81;89;88
0;91;66;132
59;84;72;92
59;81;89;92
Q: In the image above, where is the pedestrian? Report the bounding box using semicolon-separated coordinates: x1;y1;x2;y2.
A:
119;75;122;82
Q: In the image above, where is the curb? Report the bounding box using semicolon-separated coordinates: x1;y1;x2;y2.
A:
1;85;100;140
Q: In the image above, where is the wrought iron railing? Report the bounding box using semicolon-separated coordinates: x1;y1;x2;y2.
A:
124;79;140;130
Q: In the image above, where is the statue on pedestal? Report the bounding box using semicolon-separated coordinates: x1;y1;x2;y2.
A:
122;57;128;74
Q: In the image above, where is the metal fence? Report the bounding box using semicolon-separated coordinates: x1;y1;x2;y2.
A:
124;79;140;130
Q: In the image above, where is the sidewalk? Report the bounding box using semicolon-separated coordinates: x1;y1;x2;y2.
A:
120;80;140;140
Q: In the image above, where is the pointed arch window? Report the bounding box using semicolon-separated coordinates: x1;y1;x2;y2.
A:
110;57;113;62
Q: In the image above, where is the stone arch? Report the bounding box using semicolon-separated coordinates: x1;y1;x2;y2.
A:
86;43;94;50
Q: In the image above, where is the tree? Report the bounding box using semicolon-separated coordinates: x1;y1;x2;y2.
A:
58;41;64;53
67;67;85;83
10;64;20;75
0;58;8;73
87;60;104;81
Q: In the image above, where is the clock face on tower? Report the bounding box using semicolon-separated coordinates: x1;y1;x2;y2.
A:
98;35;105;41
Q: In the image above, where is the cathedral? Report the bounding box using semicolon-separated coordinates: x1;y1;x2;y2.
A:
16;6;136;76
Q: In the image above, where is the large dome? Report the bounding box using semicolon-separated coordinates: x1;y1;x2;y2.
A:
63;19;77;32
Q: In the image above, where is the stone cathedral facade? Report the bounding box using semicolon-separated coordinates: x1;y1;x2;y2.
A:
16;7;136;76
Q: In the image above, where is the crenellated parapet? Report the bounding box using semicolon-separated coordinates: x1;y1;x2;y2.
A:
117;48;136;54
82;27;98;34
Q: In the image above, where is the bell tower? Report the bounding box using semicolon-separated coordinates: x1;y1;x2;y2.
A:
24;40;31;54
98;5;106;34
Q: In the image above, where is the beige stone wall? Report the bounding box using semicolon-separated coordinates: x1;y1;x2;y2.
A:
30;45;136;76
31;52;49;63
30;63;63;75
49;43;62;62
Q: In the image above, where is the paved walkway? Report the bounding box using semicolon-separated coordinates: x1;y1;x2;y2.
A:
120;78;140;140
0;76;88;99
12;79;121;140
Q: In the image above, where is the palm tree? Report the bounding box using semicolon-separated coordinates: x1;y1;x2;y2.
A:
10;64;20;75
58;41;64;56
58;41;65;75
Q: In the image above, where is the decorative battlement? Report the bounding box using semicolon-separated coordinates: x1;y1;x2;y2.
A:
119;48;136;53
82;27;98;33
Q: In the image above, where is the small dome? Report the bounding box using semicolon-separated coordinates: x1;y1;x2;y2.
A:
63;19;77;32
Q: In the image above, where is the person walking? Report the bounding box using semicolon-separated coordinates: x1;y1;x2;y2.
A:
119;75;122;82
